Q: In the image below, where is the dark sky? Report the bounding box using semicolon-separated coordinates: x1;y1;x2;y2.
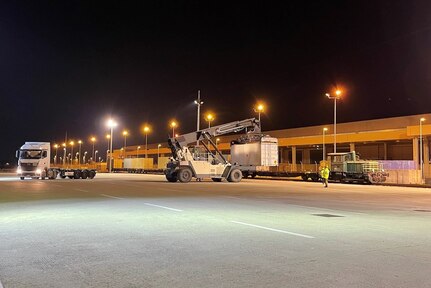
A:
1;1;431;163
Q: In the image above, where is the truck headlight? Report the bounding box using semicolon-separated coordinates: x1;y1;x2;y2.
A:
36;169;42;174
17;168;22;174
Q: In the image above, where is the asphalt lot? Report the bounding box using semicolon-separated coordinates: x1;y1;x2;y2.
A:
1;173;431;288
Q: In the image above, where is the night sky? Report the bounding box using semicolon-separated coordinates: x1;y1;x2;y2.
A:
1;1;431;164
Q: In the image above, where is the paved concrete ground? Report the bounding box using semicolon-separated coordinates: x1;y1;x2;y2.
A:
0;173;431;288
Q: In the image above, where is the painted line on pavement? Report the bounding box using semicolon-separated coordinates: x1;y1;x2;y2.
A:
100;194;124;200
0;278;4;288
144;203;183;212
75;189;89;193
231;220;314;239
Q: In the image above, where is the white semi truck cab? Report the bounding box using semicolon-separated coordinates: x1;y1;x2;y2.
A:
16;142;51;179
16;141;96;180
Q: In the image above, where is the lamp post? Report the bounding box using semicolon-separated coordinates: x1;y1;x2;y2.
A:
94;150;98;163
62;143;66;165
325;90;342;153
53;144;58;165
323;127;328;161
170;121;177;138
205;113;214;128
137;146;141;158
254;104;264;129
194;90;204;145
122;130;128;159
78;140;82;166
69;141;74;165
216;138;220;148
90;137;96;163
420;117;426;183
107;119;117;173
143;126;150;159
157;144;161;165
83;151;87;164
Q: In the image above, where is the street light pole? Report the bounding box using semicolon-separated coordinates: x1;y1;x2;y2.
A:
194;90;203;145
206;113;214;128
123;131;128;159
54;144;58;165
107;119;117;173
157;144;161;165
62;144;66;165
171;121;177;138
78;140;82;166
323;128;328;161
420;118;426;183
254;104;264;130
91;137;96;163
326;90;342;153
70;141;74;165
95;150;98;163
137;146;140;158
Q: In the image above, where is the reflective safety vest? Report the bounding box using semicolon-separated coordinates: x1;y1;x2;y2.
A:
320;167;330;179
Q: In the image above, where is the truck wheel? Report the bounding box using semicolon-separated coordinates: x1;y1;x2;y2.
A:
212;178;222;182
88;170;96;179
81;170;88;179
20;177;24;180
73;170;81;179
228;168;242;182
47;169;57;180
166;174;178;182
178;167;193;183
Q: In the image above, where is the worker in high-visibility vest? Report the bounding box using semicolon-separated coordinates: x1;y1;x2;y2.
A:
320;165;330;188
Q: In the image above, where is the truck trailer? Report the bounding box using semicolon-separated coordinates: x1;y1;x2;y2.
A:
16;142;96;180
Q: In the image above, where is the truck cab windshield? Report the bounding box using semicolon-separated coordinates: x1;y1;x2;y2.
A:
19;150;43;159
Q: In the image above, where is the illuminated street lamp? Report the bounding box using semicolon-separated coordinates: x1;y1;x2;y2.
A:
254;104;264;129
62;143;66;165
325;89;342;153
107;119;117;173
143;126;150;159
106;134;110;155
78;140;82;166
157;144;161;165
216;138;220;148
122;130;129;159
90;137;96;163
69;141;74;165
53;144;58;165
137;146;141;158
206;113;214;128
83;151;87;164
420;117;426;183
170;121;177;138
94;150;98;163
323;127;328;161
